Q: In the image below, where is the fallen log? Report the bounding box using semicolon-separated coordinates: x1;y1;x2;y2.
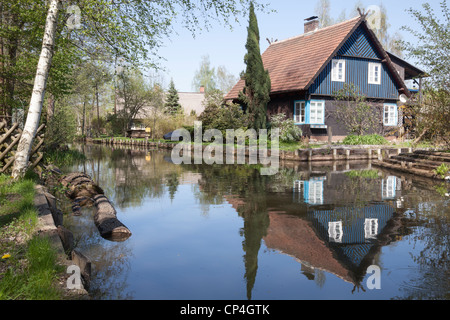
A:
93;194;132;242
61;172;132;242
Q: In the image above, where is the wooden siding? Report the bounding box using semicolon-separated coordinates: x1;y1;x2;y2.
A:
337;24;382;59
309;23;400;100
309;56;400;99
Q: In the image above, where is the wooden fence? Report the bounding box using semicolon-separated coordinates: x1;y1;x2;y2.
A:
0;120;45;174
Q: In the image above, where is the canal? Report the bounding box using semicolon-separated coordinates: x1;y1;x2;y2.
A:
62;143;449;300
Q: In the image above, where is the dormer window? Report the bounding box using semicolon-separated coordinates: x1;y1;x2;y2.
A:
331;59;346;82
368;62;382;84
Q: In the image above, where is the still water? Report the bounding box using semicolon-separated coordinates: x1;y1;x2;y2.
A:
62;144;449;300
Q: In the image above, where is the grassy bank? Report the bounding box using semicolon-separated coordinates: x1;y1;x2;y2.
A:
43;148;86;168
0;174;65;300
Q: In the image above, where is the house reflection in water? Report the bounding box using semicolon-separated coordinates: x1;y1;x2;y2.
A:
261;172;406;294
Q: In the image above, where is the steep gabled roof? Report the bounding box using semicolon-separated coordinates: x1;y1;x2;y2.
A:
225;15;411;100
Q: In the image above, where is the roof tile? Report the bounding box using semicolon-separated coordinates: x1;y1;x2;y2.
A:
225;16;362;100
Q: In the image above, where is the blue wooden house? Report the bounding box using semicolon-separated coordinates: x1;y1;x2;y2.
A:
225;13;426;142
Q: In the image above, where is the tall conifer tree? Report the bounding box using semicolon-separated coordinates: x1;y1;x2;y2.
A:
164;79;182;115
239;2;271;130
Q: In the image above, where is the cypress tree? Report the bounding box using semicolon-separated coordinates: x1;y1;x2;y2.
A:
239;2;271;130
164;79;182;115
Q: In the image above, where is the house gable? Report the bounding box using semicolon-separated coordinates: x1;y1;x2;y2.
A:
337;24;382;59
308;23;401;100
308;56;401;99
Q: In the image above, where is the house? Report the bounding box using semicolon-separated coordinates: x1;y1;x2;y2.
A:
225;13;426;142
126;87;206;138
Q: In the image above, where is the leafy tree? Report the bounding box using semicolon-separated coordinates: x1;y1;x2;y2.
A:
165;79;182;115
400;1;450;145
199;89;250;135
192;55;216;93
216;66;239;94
11;0;270;178
192;56;238;94
333;83;380;136
239;2;271;130
116;68;153;134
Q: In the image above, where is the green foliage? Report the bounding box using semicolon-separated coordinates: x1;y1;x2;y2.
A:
401;2;449;89
164;80;182;115
433;183;449;197
269;113;302;142
0;236;64;300
345;169;380;179
43;148;86;167
116;68;153;134
434;163;450;179
192;55;238;93
199;90;250;135
333;83;380;136
44;102;78;150
239;2;271;130
400;2;450;146
342;134;388;145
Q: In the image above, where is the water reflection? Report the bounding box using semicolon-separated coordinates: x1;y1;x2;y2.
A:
64;144;449;300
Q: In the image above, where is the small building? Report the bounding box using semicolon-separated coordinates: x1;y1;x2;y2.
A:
225;14;426;142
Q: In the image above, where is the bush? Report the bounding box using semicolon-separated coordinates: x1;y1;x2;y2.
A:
199;91;250;135
342;134;388;145
269;113;302;142
45;104;77;150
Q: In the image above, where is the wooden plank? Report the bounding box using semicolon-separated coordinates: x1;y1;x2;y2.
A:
1;157;15;173
30;137;44;158
0;133;21;161
0;123;19;145
30;152;43;169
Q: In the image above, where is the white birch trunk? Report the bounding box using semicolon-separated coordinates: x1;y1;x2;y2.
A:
12;0;61;179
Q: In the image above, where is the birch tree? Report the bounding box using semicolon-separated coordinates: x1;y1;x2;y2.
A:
12;0;61;179
11;0;270;178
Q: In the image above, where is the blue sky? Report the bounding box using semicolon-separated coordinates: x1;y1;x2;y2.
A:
155;0;440;92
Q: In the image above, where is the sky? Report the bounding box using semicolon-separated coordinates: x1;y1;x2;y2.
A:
153;0;440;92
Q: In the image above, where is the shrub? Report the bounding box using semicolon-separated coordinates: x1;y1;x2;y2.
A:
342;134;388;145
434;163;449;179
269;113;302;142
199;91;250;135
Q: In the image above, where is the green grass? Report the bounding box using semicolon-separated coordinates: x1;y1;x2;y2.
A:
43;149;86;167
342;134;388;145
345;169;380;179
0;174;65;300
0;236;64;300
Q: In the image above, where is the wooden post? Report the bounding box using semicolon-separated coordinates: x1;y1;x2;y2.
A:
327;127;332;147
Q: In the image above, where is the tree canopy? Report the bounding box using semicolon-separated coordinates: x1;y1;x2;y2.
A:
239;2;271;130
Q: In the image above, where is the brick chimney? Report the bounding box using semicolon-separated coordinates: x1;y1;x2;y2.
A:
304;17;319;33
199;86;205;93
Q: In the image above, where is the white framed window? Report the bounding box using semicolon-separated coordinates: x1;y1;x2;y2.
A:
383;104;398;126
294;101;306;124
368;62;382;85
332;59;346;82
328;221;343;243
310;100;325;124
382;176;397;199
308;181;324;205
364;218;379;239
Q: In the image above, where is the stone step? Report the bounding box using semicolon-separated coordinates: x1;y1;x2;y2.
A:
391;155;446;167
413;150;450;158
399;152;450;163
372;160;442;180
384;158;439;171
